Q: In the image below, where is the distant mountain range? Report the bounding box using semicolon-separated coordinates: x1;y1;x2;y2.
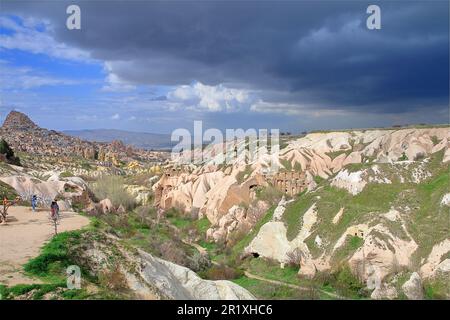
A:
64;129;173;150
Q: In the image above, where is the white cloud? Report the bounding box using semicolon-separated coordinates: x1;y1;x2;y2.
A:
167;82;252;112
101;62;137;92
111;113;120;120
0;16;91;62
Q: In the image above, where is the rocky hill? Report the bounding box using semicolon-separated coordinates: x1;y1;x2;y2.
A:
0;111;168;164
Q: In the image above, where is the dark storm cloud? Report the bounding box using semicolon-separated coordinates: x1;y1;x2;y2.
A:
2;0;449;114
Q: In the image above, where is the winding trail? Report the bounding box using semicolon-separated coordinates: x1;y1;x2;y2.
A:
185;238;345;299
243;271;345;300
0;206;90;286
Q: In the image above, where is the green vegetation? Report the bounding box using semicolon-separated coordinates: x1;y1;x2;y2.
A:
0;139;21;166
280;158;292;171
59;171;74;178
423;276;449;300
0;179;18;199
326;150;349;160
255;185;283;204
3;229;123;300
313;175;325;185
430;135;441;146
293;162;302;172
398;152;408;161
332;235;364;262
80;161;93;170
232;276;312;299
245;259;302;286
24;231;84;280
0;283;66;300
333;266;367;299
236;165;252;184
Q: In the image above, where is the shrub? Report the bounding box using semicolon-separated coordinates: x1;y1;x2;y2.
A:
334;265;367;298
59;171;74;178
187;252;211;273
201;264;244;280
398;152;408;161
99;264;127;291
423;276;448;299
414;152;426;161
158;241;187;266
91;175;136;210
135;205;155;225
0;139;20;166
286;248;303;267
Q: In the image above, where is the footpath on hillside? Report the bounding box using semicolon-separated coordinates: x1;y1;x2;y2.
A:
0;206;90;286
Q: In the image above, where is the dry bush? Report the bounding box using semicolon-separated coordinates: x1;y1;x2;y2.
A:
99;264;127;291
91;175;136;210
202;264;244;280
135;205;155;225
158;241;187;266
286;248;303;267
187;252;211;273
226;227;249;248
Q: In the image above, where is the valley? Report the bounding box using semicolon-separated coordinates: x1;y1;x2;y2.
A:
0;111;448;300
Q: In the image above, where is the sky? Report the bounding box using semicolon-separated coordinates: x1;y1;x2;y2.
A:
0;0;448;134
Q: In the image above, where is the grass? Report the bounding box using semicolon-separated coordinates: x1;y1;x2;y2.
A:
24;231;83;280
408;166;450;266
168;216;192;229
232;276;315;300
0;283;66;300
423;273;449;300
326;150;350;160
3;227;125;300
59;171;74;178
236;165;252;184
280;158;292;171
245;258;304;286
332;235;364;263
194;217;211;234
0;179;18;199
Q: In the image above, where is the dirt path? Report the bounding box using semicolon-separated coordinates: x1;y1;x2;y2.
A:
244;271;344;299
0;206;90;286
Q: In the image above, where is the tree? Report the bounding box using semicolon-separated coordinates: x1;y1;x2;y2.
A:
0;139;21;166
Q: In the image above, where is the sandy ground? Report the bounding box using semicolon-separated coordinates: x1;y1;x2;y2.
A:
0;206;90;286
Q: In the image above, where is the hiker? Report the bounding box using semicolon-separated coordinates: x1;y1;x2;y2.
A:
31;195;37;212
50;199;59;219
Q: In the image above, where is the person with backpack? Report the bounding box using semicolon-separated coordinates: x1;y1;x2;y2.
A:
50;199;59;219
31;195;37;212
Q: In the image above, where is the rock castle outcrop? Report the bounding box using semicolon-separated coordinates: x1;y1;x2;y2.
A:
0;111;165;163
